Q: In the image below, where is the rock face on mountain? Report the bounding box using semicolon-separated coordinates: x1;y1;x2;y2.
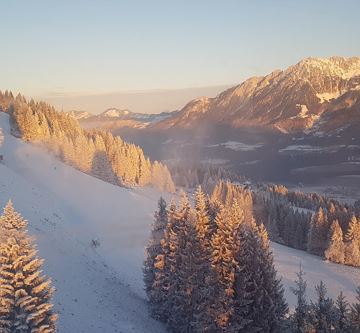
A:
153;57;360;133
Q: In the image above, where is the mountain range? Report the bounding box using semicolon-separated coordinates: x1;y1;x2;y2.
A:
78;56;360;186
151;56;360;134
67;108;176;130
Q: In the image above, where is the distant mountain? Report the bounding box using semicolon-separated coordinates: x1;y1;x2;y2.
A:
66;110;91;120
78;108;177;130
153;56;360;134
105;56;360;186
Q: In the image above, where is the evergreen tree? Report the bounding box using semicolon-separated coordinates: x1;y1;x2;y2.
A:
350;287;360;332
167;209;217;332
309;281;336;333
148;200;177;322
290;266;309;333
346;216;360;245
234;222;287;333
0;201;57;333
325;220;345;264
194;186;213;247
144;198;168;298
257;224;288;329
308;208;329;256
335;291;349;332
210;206;242;331
344;240;360;267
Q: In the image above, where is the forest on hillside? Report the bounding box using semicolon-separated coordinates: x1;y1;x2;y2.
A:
0;90;175;192
144;184;360;332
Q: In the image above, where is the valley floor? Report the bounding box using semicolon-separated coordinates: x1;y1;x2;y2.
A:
0;112;359;332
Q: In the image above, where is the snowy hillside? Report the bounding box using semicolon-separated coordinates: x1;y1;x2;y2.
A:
0;112;167;333
0;111;359;331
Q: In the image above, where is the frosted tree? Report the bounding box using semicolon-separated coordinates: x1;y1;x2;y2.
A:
308;208;329;256
210;206;242;330
194;186;214;248
345;216;360;245
167;208;217;332
344;216;360;267
335;291;349;332
350;287;360;331
144;197;168;298
309;281;336;332
325;220;345;264
257;223;288;329
345;240;360;267
0;201;27;232
0;201;57;333
234;222;287;333
147;200;177;322
290;265;309;333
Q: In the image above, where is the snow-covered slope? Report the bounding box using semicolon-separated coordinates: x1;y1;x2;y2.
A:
0;112;167;333
0;111;359;332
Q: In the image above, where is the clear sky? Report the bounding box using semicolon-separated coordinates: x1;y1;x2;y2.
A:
1;0;360;113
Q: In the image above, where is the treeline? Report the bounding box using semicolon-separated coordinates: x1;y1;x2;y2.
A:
258;184;360;267
0;90;175;192
169;164;243;193
144;185;360;332
290;267;360;333
144;185;288;332
0;201;57;332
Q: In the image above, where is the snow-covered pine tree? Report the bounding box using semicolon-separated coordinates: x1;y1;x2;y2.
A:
290;265;309;333
308;208;329;256
344;216;360;267
257;223;288;330
148;200;177;322
0;201;57;333
210;205;242;331
335;291;349;332
234;221;287;333
309;281;336;332
0;200;27;232
350;287;360;331
161;193;194;330
144;197;168;299
345;240;360;267
325;220;345;264
194;186;214;248
346;216;360;245
167;208;218;332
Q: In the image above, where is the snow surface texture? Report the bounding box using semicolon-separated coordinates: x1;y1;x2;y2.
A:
0;112;359;332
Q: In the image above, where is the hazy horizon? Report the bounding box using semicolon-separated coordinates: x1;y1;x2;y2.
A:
1;0;360;113
38;84;233;114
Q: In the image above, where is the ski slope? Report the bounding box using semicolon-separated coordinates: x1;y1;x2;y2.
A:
0;112;359;332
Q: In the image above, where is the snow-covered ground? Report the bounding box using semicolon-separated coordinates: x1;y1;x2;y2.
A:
0;112;167;333
208;141;264;151
0;111;359;332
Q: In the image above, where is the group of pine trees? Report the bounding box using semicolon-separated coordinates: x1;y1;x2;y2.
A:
144;185;288;332
260;185;360;267
170;164;242;193
144;184;360;332
0;90;175;192
290;267;360;332
0;201;57;332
